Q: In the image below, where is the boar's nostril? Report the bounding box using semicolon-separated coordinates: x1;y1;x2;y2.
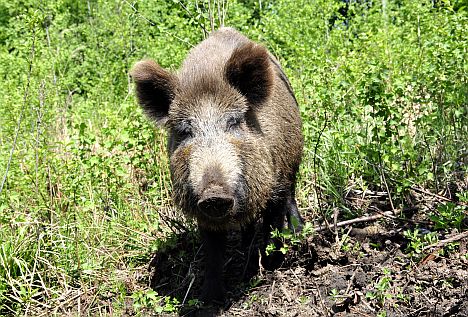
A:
197;195;234;219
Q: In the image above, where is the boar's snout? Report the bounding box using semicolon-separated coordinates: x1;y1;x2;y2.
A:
193;160;240;219
197;186;234;219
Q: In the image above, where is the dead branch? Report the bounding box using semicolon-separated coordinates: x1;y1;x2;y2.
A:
347;189;388;197
423;230;468;251
313;210;396;233
410;185;452;202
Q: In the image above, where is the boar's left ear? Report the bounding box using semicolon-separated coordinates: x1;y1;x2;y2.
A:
130;60;177;125
225;42;274;106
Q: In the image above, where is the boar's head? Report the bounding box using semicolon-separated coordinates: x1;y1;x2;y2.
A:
131;41;276;231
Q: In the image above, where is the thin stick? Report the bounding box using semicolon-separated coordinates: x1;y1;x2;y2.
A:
182;274;196;305
410;185;452;202
380;171;396;213
217;0;222;27
176;0;208;36
222;0;227;26
268;280;275;306
313;112;330;232
208;0;214;32
35;82;43;197
423;231;468;251
313;210;396;233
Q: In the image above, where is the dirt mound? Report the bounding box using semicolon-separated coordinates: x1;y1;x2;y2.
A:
145;220;467;317
137;184;468;317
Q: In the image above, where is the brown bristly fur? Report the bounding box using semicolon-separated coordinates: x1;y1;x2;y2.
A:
130;27;303;231
131;26;304;303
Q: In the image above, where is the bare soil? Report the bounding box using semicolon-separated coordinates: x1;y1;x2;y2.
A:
137;201;467;316
109;182;468;317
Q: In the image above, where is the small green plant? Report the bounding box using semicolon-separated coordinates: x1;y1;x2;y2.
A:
395;288;410;304
299;295;309;304
377;310;387;317
414;285;423;293
131;289;179;314
339;232;352;252
366;268;393;306
442;278;455;289
249;276;263;288
430;201;467;231
241;293;259;309
329;288;340;300
266;221;314;255
403;229;439;256
457;191;468;203
187;298;201;309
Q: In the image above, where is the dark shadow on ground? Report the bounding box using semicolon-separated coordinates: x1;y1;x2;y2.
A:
148;223;268;316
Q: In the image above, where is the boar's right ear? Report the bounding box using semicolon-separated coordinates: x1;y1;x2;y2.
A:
130;60;177;125
225;42;273;106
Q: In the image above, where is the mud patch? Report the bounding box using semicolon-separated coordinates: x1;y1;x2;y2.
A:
141;221;467;317
139;185;468;317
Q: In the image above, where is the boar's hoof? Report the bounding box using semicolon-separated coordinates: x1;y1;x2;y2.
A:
198;195;234;219
261;249;285;271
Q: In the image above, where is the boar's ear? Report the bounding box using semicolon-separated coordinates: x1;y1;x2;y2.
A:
130;60;177;125
225;42;274;106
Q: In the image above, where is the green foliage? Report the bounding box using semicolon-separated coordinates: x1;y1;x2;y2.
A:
366;268;393;306
430;201;467;230
329;288;340;299
403;229;439;256
0;0;466;314
131;289;179;314
266;221;313;255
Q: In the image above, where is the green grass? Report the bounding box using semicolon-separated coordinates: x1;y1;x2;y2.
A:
0;0;467;315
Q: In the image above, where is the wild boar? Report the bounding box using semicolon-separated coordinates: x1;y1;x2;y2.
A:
130;27;303;303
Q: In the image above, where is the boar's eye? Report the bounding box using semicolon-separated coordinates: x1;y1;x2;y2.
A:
175;122;193;140
226;116;242;132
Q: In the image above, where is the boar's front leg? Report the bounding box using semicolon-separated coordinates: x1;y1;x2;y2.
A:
261;198;286;270
262;193;303;270
199;228;227;303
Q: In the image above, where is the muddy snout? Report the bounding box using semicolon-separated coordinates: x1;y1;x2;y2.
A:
197;186;234;219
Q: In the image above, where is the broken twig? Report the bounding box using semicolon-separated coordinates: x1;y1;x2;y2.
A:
423;230;468;251
314;210;396;233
